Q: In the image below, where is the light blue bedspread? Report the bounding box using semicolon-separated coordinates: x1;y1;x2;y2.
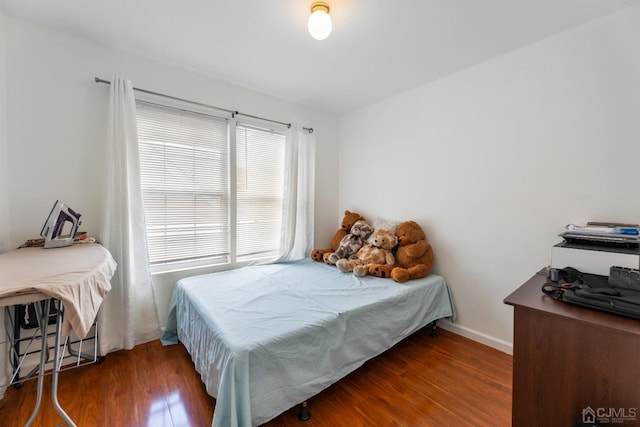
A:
162;259;456;427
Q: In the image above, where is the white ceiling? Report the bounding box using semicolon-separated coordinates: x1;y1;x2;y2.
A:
1;0;638;113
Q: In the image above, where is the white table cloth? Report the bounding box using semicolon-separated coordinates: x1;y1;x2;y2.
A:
0;243;116;338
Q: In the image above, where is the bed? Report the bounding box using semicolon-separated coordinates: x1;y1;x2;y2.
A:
161;258;456;426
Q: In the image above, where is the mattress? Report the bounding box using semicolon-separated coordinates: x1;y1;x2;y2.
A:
162;259;456;426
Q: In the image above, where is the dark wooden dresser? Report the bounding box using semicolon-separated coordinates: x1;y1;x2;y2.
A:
504;270;640;426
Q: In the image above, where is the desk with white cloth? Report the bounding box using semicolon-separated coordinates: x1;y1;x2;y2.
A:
0;243;116;426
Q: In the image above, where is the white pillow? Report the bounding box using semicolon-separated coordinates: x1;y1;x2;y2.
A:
372;217;401;233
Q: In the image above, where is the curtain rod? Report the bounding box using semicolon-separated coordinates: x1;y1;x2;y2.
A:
94;77;313;133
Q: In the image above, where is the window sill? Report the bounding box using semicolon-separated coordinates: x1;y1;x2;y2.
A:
149;254;279;277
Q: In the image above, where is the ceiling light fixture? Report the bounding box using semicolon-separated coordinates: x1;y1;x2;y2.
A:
308;2;332;40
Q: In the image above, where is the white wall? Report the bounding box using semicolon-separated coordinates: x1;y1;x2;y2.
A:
338;5;640;353
0;4;8;401
3;17;339;326
0;7;8;254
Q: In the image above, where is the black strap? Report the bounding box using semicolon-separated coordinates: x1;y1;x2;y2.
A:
542;281;582;300
542;266;589;300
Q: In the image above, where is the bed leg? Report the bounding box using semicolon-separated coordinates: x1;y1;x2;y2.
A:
430;320;438;338
298;401;311;422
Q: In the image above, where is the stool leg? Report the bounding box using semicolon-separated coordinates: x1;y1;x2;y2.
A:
51;301;76;427
25;301;50;427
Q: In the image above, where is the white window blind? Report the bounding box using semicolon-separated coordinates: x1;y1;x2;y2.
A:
136;101;286;270
236;124;285;260
137;102;229;266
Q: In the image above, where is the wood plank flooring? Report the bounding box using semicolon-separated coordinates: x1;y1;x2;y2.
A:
0;328;512;426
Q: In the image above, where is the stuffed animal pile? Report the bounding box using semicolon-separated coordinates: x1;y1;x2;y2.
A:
336;228;397;276
312;213;435;283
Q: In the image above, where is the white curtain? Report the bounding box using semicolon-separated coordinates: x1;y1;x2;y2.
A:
276;125;316;261
98;76;160;355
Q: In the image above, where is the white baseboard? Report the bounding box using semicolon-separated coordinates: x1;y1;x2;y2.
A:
436;318;513;355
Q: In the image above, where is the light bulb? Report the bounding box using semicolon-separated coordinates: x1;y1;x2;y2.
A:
308;3;332;40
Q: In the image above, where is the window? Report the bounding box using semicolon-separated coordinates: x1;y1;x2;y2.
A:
235;125;285;258
136;101;286;271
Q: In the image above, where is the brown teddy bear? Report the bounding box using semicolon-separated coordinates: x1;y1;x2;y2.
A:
310;210;365;263
369;220;434;283
336;228;397;276
327;220;374;265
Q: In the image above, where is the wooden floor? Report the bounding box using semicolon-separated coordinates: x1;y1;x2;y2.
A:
0;328;512;426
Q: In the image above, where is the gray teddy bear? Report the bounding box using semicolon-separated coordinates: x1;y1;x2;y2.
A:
327;220;374;265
